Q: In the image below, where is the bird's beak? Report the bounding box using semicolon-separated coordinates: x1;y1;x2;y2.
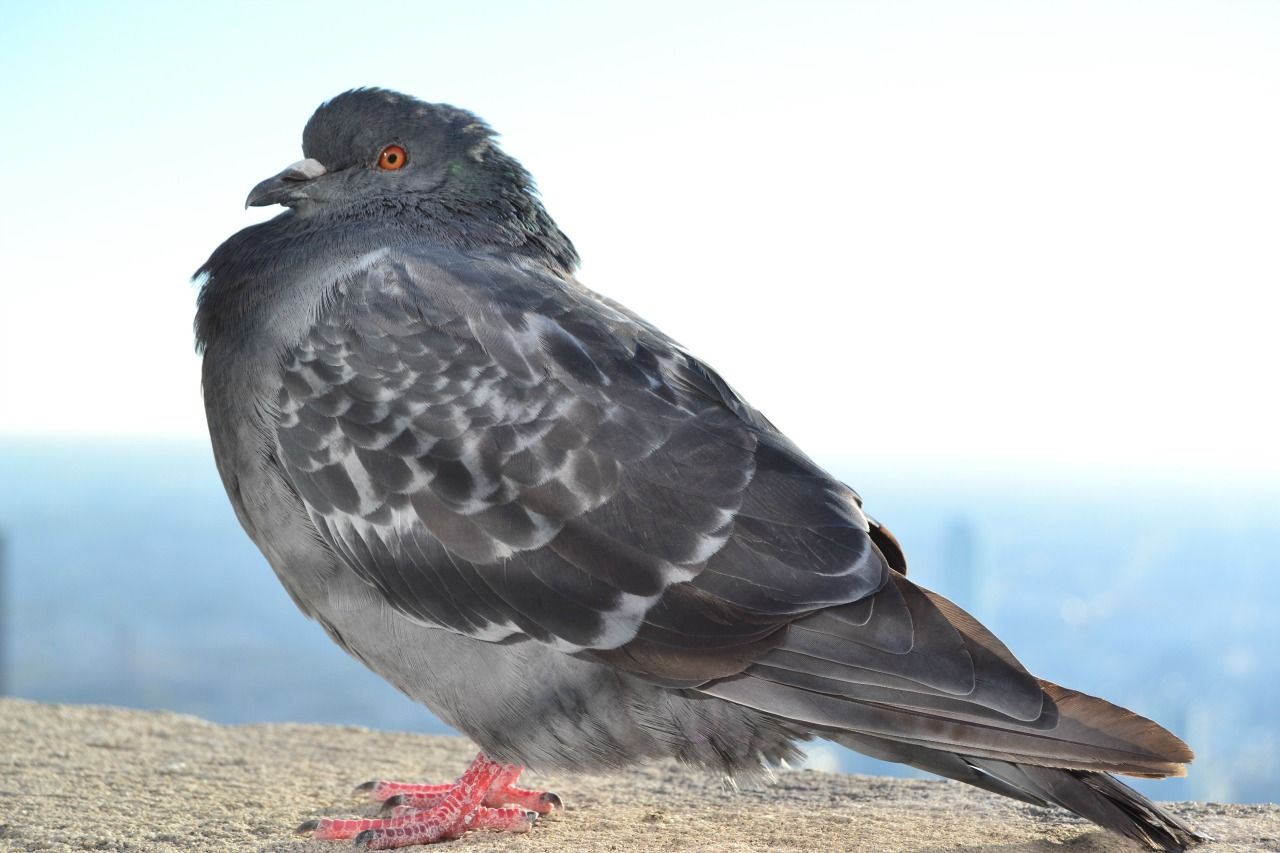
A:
245;158;329;208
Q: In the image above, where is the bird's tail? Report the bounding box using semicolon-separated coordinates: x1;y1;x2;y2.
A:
829;730;1204;852
701;572;1204;850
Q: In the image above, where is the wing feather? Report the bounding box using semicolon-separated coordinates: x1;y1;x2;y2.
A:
273;248;882;661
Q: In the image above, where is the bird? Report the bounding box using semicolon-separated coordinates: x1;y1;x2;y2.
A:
195;87;1203;851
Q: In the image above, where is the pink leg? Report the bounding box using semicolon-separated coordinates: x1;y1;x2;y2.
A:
354;780;453;801
298;753;558;849
363;761;563;815
472;806;543;831
484;764;565;813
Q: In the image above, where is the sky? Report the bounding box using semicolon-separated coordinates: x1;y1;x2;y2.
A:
2;0;1278;485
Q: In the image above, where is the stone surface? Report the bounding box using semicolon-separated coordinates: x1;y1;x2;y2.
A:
0;697;1275;852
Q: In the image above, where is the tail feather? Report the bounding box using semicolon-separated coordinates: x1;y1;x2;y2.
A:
829;732;1203;851
831;730;1049;806
708;672;1192;776
699;572;1203;848
972;760;1204;852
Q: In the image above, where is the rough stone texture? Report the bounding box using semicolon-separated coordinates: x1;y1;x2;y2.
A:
0;698;1274;852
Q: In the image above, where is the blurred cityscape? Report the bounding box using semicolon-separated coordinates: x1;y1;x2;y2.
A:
1;440;1276;803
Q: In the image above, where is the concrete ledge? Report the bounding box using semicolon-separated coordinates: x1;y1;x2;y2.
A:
1;697;1275;852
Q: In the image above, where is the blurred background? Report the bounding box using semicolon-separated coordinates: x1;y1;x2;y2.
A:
2;1;1277;804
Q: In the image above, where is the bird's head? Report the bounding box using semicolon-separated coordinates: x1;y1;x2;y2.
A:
241;87;578;273
246;88;522;214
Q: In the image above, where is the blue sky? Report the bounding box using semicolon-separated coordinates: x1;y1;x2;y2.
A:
2;1;1278;484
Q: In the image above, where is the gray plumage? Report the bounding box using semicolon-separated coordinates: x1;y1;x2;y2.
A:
196;88;1201;851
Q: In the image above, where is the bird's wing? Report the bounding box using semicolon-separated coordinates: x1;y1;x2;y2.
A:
273;248;885;677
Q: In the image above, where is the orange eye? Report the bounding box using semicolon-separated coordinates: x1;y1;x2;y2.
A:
377;144;408;170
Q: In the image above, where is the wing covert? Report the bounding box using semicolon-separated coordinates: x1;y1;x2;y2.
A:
273;249;885;670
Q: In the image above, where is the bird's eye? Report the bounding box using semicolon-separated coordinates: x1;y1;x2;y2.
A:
377;145;408;171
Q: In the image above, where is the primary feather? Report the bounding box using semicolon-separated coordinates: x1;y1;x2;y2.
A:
196;88;1201;851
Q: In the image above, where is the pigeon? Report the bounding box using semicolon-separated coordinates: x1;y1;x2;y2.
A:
195;88;1203;851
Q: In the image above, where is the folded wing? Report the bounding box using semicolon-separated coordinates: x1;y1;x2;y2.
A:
273;249;883;664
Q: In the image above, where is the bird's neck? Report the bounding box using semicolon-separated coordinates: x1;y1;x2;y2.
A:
416;152;579;276
194;174;579;355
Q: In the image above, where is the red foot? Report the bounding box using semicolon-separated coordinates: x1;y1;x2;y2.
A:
297;753;560;849
365;763;563;815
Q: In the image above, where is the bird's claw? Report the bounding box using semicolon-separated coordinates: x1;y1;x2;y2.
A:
298;753;559;847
